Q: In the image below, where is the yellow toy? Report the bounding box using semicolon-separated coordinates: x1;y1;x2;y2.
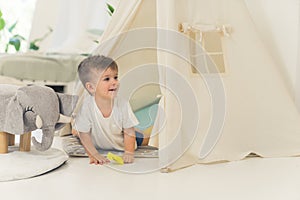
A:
107;152;124;165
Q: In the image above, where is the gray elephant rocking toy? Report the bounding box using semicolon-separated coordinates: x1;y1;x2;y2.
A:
0;84;78;154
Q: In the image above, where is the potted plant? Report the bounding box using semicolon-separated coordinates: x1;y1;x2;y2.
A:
0;9;52;53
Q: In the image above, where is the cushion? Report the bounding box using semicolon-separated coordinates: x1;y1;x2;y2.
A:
0;147;68;182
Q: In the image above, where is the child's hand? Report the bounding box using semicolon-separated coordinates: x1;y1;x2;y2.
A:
89;153;110;165
123;151;134;163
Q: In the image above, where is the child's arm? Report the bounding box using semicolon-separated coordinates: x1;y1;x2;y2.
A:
123;127;136;163
79;131;110;165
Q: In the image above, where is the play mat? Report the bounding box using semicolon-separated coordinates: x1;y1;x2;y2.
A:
62;135;158;158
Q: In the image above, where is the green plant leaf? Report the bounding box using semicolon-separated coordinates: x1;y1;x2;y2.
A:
29;42;39;50
107;10;112;16
106;3;115;16
28;26;53;51
8;21;18;33
0;18;5;30
106;3;115;13
0;10;2;18
5;43;9;53
87;28;103;36
9;37;21;51
13;34;26;40
80;53;91;57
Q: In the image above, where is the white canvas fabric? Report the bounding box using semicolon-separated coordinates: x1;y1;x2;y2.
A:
73;0;300;171
156;0;300;171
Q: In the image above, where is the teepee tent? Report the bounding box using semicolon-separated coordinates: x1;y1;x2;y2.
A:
86;0;300;172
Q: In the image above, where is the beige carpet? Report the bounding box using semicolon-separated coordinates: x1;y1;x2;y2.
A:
0;146;68;182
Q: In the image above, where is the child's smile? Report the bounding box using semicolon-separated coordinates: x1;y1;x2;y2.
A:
95;68;119;100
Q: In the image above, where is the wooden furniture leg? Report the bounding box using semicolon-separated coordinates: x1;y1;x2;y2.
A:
20;132;31;152
8;134;15;146
0;132;8;154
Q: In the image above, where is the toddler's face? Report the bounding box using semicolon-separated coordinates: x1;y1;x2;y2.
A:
95;67;119;100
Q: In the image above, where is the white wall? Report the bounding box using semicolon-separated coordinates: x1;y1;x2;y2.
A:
244;0;299;96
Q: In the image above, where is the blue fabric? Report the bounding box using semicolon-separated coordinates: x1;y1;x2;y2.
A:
134;104;158;130
135;131;144;146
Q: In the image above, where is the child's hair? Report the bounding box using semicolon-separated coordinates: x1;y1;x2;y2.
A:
77;55;118;87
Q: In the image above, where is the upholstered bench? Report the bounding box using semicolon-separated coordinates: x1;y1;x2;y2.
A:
0;53;85;92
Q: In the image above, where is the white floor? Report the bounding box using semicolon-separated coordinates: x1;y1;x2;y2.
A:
2;136;300;200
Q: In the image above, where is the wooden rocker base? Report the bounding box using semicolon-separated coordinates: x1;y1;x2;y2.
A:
0;132;31;154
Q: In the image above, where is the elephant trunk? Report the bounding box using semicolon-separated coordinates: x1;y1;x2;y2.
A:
32;126;55;151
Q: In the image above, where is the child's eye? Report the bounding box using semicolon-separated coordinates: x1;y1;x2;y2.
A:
104;77;110;81
114;76;118;80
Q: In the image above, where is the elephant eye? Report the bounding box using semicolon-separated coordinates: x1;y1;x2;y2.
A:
24;106;35;113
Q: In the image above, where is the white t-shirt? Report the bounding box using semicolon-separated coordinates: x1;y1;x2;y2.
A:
74;95;139;151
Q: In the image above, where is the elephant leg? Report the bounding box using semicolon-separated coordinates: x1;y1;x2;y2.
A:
8;134;15;146
0;132;8;154
20;132;31;152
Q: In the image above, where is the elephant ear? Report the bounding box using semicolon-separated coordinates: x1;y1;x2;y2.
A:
55;93;79;130
4;93;24;135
